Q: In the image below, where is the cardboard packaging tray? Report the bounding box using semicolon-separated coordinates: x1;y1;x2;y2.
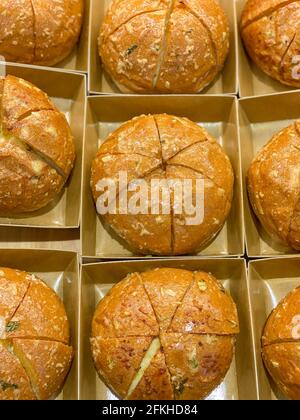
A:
81;94;244;260
237;0;300;98
0;249;80;400
80;257;258;400
88;0;238;95
239;90;300;257
0;62;86;229
0;0;90;74
0;226;80;253
248;257;300;400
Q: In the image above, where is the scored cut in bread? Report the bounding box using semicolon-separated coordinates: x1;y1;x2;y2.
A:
143;268;193;332
99;0;230;93
91;273;159;339
0;341;36;400
90;114;234;256
262;285;300;400
0;0;83;66
247;121;300;250
0;268;30;326
90;336;153;399
12;339;73;400
0;75;75;214
91;268;239;400
240;0;300;87
6;276;70;344
0;268;73;400
161;333;235;400
129;347;174;400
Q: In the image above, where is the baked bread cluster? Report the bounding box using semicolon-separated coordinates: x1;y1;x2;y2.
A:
99;0;230;93
91;268;239;400
0;75;75;214
262;286;300;400
90;114;234;255
0;267;73;400
247;121;300;250
240;0;300;88
0;0;83;66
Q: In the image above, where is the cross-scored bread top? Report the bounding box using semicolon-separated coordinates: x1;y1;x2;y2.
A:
0;0;83;66
240;0;300;87
91;268;239;400
0;267;73;400
90;114;234;256
99;0;230;93
0;75;75;214
261;286;300;400
247;121;300;251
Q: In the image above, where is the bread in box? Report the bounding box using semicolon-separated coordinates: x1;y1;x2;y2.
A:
240;0;300;87
91;268;239;400
99;0;230;93
0;0;83;66
0;267;73;400
90;114;234;256
262;286;300;400
247;121;300;251
0;75;75;215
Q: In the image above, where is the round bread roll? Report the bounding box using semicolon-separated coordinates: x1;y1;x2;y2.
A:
262;286;300;400
247;121;300;250
240;0;300;88
0;0;83;66
99;0;230;93
90;114;234;256
0;267;73;400
0;75;75;214
91;268;239;400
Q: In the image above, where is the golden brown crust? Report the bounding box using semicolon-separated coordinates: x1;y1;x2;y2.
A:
155;2;216;94
167;165;231;255
0;142;64;214
241;0;300;87
154;114;208;161
161;333;235;400
0;0;35;64
10;110;75;176
168;135;234;194
262;342;300;400
129;349;174;400
0;268;73;400
247;122;300;250
31;0;84;66
240;0;299;29
92;273;159;339
99;0;229;93
262;286;300;346
91;268;239;400
100;0;169;40
0;268;30;326
0;342;36;400
0;0;83;66
90;336;152;399
0;75;75;214
169;271;239;335
12;338;73;400
98;115;162;159
90;149;161;214
142;268;193;332
7;276;70;344
2;75;55;129
90;114;233;256
100;9;168;93
103;168;173;255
